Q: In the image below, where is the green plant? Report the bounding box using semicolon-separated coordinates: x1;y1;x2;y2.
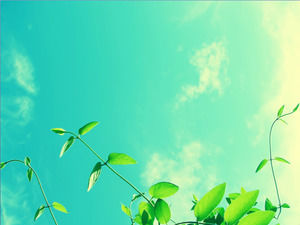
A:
1;104;298;225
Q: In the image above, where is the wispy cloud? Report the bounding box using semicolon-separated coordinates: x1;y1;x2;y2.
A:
175;42;229;108
180;2;211;24
141;141;218;221
246;4;300;224
10;51;37;94
2;46;37;126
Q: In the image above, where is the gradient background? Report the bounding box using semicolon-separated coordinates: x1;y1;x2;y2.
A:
1;2;300;225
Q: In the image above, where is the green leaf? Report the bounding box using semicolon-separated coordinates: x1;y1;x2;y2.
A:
293;103;299;112
24;157;31;166
142;210;149;225
134;215;142;225
138;202;155;222
279;119;288;125
274;157;290;164
121;204;131;217
0;162;7;169
281;203;290;208
193;194;198;201
265;198;277;212
107;153;136;165
154;199;171;224
27;168;33;182
237;210;275;225
87;162;102;192
229;193;240;200
277;105;284;117
132;193;144;202
240;187;247;194
60;136;75;158
194;183;226;221
51;128;66;135
224;190;259;225
52;202;68;213
149;182;179;199
34;205;45;221
78;121;99;135
256;159;268;173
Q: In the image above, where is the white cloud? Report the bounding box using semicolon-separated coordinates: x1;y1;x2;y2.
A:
141;141;218;221
247;4;300;224
11;51;37;94
180;2;211;24
176;42;229;108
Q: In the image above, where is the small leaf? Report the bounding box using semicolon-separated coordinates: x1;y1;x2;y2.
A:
87;162;102;192
265;198;277;212
132;193;144;202
149;182;179;199
256;159;268;173
193;194;198;201
293;104;299;112
194;183;226;221
279;119;288;125
154;199;171;224
141;210;149;225
224;190;259;225
78;121;99;135
134;215;142;224
52;202;68;213
51;128;66;135
277;105;284;117
274;157;290;164
121;204;131;217
107;153;136;165
34;205;45;221
237;210;275;225
27;168;33;182
60;136;75;158
24;157;31;166
0;162;7;169
281;203;290;208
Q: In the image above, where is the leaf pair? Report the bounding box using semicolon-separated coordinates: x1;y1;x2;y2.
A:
34;202;68;221
51;121;99;137
256;157;290;173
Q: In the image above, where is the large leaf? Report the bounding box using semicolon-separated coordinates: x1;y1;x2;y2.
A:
87;162;102;192
274;157;290;164
27;168;33;182
51;128;66;135
256;159;268;173
52;202;68;213
34;205;45;221
237;210;275;225
60;136;75;158
194;183;226;221
107;153;136;165
121;204;131;217
149;182;179;199
277;105;284;117
24;157;31;166
78;121;99;135
224;190;259;225
293;103;299;112
154;199;171;224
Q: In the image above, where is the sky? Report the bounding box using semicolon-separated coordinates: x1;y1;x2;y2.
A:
1;2;300;225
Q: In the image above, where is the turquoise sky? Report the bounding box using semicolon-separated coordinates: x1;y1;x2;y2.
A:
2;2;300;225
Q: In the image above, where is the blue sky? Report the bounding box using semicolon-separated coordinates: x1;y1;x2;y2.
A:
1;2;300;225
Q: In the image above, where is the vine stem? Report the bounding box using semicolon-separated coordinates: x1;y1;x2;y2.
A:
2;159;58;225
269;111;294;219
66;131;154;207
174;221;215;225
